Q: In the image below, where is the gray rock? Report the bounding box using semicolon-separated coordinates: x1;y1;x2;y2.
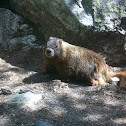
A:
19;88;31;94
9;0;126;65
7;92;42;109
0;8;43;51
10;0;126;36
1;86;12;95
34;121;53;126
9;35;36;50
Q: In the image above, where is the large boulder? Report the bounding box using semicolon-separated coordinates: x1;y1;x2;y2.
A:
7;0;126;64
0;8;45;64
0;8;43;51
0;0;10;9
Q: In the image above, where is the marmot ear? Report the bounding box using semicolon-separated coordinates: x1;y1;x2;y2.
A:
49;37;54;40
59;39;63;44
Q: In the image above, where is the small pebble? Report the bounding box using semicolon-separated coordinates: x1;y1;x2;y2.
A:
34;121;53;126
52;80;61;83
1;86;12;95
19;88;31;94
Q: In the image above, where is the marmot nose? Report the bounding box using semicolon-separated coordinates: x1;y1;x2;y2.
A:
46;49;51;54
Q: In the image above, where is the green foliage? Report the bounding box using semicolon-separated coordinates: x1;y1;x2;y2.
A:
95;18;102;23
94;0;101;7
107;1;112;10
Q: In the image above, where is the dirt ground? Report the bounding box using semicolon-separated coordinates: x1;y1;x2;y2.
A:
0;47;126;126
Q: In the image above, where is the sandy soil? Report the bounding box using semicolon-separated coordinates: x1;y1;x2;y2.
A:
0;47;126;126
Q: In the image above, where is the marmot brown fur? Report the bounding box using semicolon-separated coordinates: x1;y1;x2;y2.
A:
43;37;111;86
86;64;126;88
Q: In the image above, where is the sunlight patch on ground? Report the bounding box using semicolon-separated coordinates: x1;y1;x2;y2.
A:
0;58;36;87
29;90;68;116
0;116;11;126
113;118;126;125
74;103;87;110
104;98;122;106
81;114;103;121
68;92;85;99
50;105;67;116
123;105;126;111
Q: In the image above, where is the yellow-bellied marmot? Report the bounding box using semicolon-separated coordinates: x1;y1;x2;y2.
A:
43;37;112;86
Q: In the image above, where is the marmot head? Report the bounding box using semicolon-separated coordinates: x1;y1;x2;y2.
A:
45;37;62;58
